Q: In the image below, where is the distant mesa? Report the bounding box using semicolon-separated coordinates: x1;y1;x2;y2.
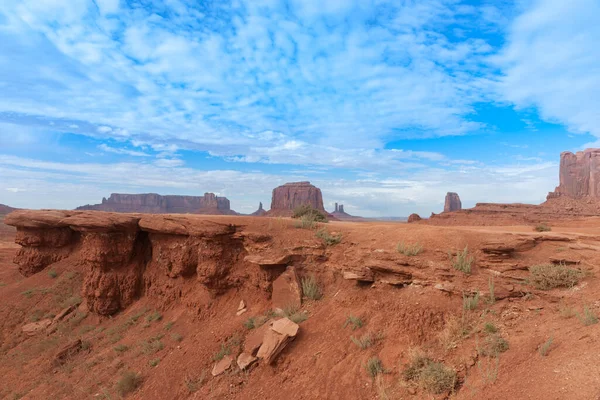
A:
444;192;462;212
76;193;237;215
267;182;325;216
0;204;17;215
407;213;422;223
547;148;600;199
330;202;364;221
251;202;267;216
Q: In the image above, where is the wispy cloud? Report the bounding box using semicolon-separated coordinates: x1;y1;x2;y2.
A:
98;144;150;157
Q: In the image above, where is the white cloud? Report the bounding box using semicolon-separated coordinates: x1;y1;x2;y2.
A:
98;144;150;157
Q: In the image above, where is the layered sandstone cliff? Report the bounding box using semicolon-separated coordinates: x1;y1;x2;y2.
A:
548;149;600;199
268;182;325;216
77;193;236;215
444;192;462;212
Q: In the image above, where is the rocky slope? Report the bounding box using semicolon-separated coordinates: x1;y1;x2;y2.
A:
268;182;325;216
548;148;600;199
2;210;600;399
77;193;236;215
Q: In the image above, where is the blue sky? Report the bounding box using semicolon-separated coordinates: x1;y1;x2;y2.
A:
0;0;599;216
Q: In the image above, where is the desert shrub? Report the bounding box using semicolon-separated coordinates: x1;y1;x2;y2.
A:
145;311;163;323
365;357;384;378
114;344;129;353
479;334;509;356
116;371;142;396
528;263;583;290
451;246;473;274
171;333;183;342
22;289;35;298
578;305;599;326
294;214;317;229
559;302;576;319
288;311;308;324
463;292;479;311
351;333;373;349
213;336;241;361
316;229;342;246
301;275;323;300
396;242;423;256
185;371;207;393
439;313;473;350
402;352;456;394
141;334;164;355
539;337;553;356
534;223;551;232
47;270;58;279
483;322;498;334
164;322;174;331
292;205;327;222
344;315;364;331
149;358;160;367
244;317;257;330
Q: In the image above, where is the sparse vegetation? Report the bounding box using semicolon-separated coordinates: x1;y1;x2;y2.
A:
185;371;207;393
559;302;577;319
294;214;318;229
539;337;553;356
344;315;364;331
212;336;241;361
487;277;495;304
439;313;473;350
483;322;498;334
47;270;58;279
396;241;423;256
164;322;174;331
351;333;373;349
528;263;583;290
578;305;599;326
316;228;342;246
301;275;323;300
292;205;327;222
114;344;129;353
463;292;480;311
288;311;309;324
244;317;257;330
451;246;474;274
22;289;35;298
145;311;163;323
402;352;456;394
116;371;142;397
149;358;160;367
479;334;509;357
534;223;552;232
171;333;183;342
141;334;165;355
365;356;385;378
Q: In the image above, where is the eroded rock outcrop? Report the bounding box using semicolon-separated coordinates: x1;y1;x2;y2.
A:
251;202;267;216
444;192;462;212
407;213;422;223
77;193;236;215
269;182;325;215
548;149;600;199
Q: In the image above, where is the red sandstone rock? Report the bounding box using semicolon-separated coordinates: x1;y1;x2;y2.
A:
269;182;325;215
251;202;267;216
237;352;257;370
271;318;299;337
244;323;271;355
77;193;236;215
407;213;422;223
211;355;233;376
256;329;291;364
444;192;462;212
22;319;52;336
271;266;302;312
548;149;600;199
54;339;83;366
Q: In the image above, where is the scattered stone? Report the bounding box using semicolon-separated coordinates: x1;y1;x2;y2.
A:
238;300;246;311
54;339;83;366
271;318;299;337
237;352;258;370
236;308;247;316
272;266;302;312
53;304;77;324
22;319;52;336
257;329;291;365
212;355;233;377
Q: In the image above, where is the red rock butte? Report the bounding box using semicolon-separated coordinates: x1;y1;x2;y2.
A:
444;192;462;212
268;181;325;216
76;192;236;215
548;148;600;199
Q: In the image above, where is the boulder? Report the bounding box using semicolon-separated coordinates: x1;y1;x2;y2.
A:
272;266;302;312
237;353;258;370
22;319;52;336
269;182;325;214
548;149;600;199
244;323;271;355
54;339;83;366
256;329;292;364
212;355;233;376
407;213;422;223
444;192;462;212
271;318;299;337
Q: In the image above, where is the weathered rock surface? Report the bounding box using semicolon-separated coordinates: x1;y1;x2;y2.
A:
237;353;257;370
444;192;462;212
271;317;299;337
271;266;302;312
212;355;233;376
22;319;52;336
54;339;83;366
77;193;237;215
244;323;271;355
256;318;299;364
269;182;325;215
548;149;600;199
407;213;422;223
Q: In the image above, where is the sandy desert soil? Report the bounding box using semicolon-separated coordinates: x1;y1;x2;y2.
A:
1;212;600;400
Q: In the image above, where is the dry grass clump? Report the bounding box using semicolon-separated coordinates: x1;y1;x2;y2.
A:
528;263;583;290
365;356;385;378
539;337;553;356
116;371;142;396
402;351;456;394
344;315;364;331
293;205;327;229
462;292;480;311
316;228;342;246
301;275;323;300
479;334;509;357
396;241;423;256
351;333;374;349
534;223;551;232
578;305;599;326
451;246;473;274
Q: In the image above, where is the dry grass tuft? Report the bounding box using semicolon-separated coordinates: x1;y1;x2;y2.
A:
451;246;473;274
529;263;583;290
396;241;423;256
116;371;142;396
402;350;456;394
301;275;323;300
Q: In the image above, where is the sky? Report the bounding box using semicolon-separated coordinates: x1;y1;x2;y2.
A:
0;0;599;217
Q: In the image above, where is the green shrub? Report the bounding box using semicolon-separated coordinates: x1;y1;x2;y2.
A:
292;205;327;221
483;322;497;334
301;275;323;300
397;242;423;256
116;371;142;396
534;223;551;232
451;246;473;274
365;357;384;378
316;229;342;246
344;315;364;331
529;263;583;290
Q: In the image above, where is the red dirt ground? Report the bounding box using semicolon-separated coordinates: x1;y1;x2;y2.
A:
1;212;600;399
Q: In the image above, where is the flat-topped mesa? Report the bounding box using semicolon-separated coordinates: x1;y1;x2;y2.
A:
547;149;600;199
444;192;462;212
77;193;236;215
269;182;325;215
